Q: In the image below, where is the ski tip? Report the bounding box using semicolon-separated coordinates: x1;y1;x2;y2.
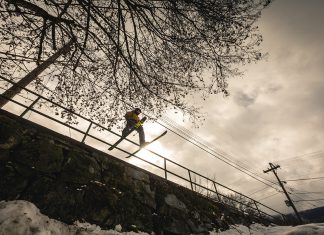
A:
108;147;114;151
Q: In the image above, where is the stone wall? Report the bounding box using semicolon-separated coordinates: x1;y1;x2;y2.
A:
0;110;258;234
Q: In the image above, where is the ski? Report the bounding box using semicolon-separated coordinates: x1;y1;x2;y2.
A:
126;130;167;158
108;117;147;151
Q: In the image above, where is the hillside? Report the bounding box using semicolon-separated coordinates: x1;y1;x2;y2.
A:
300;207;324;223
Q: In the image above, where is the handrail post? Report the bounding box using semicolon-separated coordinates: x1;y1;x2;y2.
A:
81;122;92;143
164;158;167;179
253;200;262;217
188;170;193;190
20;97;41;117
213;182;221;202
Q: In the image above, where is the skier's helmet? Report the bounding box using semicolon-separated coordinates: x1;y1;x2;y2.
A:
134;108;141;115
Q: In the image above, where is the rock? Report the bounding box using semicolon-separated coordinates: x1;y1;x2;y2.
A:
165;194;187;212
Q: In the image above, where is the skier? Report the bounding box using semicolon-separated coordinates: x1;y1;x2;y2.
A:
122;108;148;147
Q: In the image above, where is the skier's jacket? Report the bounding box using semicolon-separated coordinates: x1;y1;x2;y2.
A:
124;111;140;123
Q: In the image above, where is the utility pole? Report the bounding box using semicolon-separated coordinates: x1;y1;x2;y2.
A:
263;162;303;224
0;39;75;108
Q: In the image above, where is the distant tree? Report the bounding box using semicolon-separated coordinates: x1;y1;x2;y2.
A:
0;0;272;126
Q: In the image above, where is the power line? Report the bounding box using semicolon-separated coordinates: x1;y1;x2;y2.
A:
291;193;319;208
160;115;277;183
247;186;270;197
258;191;282;201
159;116;280;190
285;176;324;182
292;191;324;194
285;183;324;209
282;170;324;180
161;115;262;173
277;150;324;163
287;186;324;207
294;199;324;202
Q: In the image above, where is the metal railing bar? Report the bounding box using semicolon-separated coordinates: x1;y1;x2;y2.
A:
189;169;284;215
202;191;279;221
0;76;122;138
1;92;284;219
188;181;278;220
160;158;282;216
2;96;88;136
20;96;41;117
164;158;167;179
213;182;221;202
0;76;172;159
154;158;283;216
254;201;262;217
191;170;248;197
1;93;124;149
207;195;268;219
1;78;278;205
1;93;166;167
81;122;93;143
164;169;192;183
83;133;130;155
1;77;152;151
190;181;256;209
0;76;285;222
0;94;142;159
127;154;165;172
188;170;193;190
162;169;267;219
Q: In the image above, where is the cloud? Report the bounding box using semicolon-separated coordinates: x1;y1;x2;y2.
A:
234;91;257;107
171;0;324;212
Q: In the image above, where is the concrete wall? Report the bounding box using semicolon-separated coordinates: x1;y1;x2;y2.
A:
0;110;258;234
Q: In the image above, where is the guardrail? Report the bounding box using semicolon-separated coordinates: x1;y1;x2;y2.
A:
0;75;286;224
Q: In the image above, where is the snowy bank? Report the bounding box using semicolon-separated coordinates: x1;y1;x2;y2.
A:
0;200;148;235
1;200;324;235
212;222;324;235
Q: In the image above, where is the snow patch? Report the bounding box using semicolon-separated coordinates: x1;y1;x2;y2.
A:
2;200;324;235
211;222;324;235
0;200;149;235
0;200;70;235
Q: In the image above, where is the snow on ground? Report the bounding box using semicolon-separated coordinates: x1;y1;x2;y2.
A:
212;223;324;235
0;200;149;235
1;200;324;235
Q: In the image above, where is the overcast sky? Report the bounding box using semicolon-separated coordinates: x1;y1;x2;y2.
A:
145;0;324;214
2;0;324;217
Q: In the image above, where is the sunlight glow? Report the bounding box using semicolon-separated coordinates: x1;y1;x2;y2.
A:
127;141;173;171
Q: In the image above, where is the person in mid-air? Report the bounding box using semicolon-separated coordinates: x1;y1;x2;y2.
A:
122;108;147;147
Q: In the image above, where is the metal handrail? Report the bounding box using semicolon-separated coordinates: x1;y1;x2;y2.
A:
0;76;285;223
